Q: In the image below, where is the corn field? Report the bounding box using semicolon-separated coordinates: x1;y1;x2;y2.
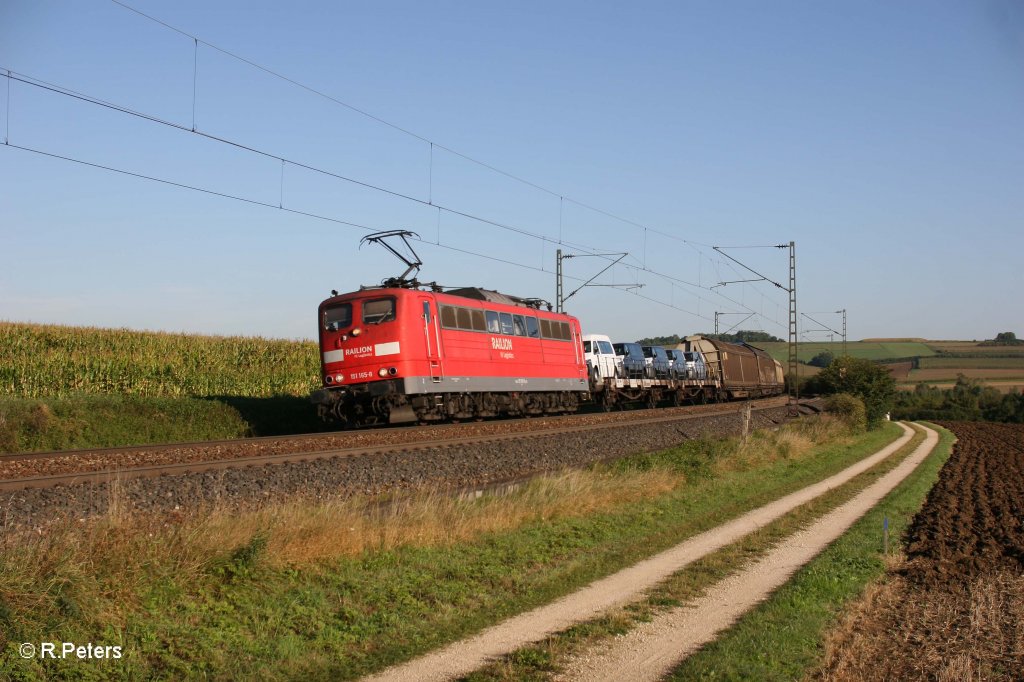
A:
0;322;320;398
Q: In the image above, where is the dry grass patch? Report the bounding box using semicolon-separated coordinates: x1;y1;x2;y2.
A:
197;467;681;565
719;416;850;473
0;466;682;631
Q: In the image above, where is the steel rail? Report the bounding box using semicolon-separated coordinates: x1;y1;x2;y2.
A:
0;398;814;493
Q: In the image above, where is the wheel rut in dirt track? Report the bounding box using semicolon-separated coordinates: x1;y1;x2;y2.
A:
558;424;940;682
360;423;921;682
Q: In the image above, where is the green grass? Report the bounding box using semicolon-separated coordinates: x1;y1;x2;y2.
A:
0;321;328;452
918;356;1024;369
0;321;319;399
758;341;936;364
666;423;953;680
0;395;329;453
465;424;926;682
0;422;900;681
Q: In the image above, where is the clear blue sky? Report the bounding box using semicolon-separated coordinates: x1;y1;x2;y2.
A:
2;0;1021;342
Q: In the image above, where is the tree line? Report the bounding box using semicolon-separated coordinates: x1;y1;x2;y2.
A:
892;376;1024;423
637;331;784;346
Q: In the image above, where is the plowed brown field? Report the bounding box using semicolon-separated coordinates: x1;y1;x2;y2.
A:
816;422;1024;681
904;422;1024;584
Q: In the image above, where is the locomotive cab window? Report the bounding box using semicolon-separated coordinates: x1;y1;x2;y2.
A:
526;317;540;338
485;310;500;333
362;298;396;324
499;312;515;336
440;305;458;329
513;315;527;336
323;303;353;331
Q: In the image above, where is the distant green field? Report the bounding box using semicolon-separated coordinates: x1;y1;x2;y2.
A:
926;341;1024;355
757;341;936;364
918;356;1024;370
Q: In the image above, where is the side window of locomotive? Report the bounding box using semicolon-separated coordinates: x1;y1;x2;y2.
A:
525;316;539;338
485;310;501;333
440;305;458;329
513;315;527;336
456;307;474;331
362;298;395;324
323;303;353;331
499;312;515;336
540;318;552;339
471;309;487;332
559;322;571;340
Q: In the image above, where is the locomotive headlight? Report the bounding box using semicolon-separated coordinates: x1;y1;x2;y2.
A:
351;327;362;336
335;374;343;383
325;375;333;384
378;367;389;377
388;367;397;376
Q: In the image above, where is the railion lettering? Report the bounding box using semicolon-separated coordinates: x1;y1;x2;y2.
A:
491;337;513;351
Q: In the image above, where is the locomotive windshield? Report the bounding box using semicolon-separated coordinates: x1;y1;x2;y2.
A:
362;297;396;324
323;303;353;331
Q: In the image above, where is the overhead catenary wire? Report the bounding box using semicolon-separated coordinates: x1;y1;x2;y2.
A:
5;8;793;331
1;67;785;330
102;1;789;306
5;139;718;327
0;141;597;290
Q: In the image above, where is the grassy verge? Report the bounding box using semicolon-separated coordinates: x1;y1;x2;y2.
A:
0;419;899;680
0;395;329;453
665;423;954;680
464;424;929;681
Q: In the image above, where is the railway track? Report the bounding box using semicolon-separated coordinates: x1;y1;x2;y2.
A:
0;396;812;493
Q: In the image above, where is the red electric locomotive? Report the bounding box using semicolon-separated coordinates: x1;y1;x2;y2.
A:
311;232;588;426
311;285;588;426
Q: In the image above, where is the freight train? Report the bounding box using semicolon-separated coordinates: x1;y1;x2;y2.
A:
310;283;785;428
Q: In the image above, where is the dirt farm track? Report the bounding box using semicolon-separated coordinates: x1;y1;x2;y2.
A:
818;422;1024;681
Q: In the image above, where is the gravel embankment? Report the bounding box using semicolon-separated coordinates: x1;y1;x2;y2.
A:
0;399;788;480
2;405;797;529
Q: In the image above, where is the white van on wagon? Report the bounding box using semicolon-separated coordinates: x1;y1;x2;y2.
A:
582;334;622;383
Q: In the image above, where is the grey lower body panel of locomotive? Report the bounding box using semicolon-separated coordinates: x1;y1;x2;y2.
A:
311;376;589;427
